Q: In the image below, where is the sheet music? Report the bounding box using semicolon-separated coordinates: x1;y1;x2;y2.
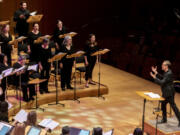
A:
17;36;27;41
7;101;13;110
0;74;3;79
144;92;160;98
14;109;28;123
0;122;12;135
39;119;59;130
79;130;90;135
103;130;113;135
58;52;66;55
14;65;26;73
28;64;38;71
30;11;37;16
27;127;41;135
76;51;85;54
2;68;13;77
69;32;77;35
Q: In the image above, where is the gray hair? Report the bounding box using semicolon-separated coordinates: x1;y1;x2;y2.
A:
62;36;72;46
163;60;171;67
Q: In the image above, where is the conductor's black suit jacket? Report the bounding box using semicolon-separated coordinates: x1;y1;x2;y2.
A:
155;69;175;98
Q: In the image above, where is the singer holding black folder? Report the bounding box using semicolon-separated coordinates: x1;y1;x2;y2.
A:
53;20;66;53
0;54;10;101
13;55;35;102
13;1;30;36
60;36;74;91
38;38;52;94
84;34;99;88
27;23;42;62
0;24;13;66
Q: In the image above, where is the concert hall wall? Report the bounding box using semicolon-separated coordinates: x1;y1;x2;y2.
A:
0;0;179;80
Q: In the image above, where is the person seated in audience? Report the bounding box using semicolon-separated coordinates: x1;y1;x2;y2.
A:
61;126;70;135
0;101;9;122
92;127;103;135
25;111;37;126
133;128;143;135
12;123;26;135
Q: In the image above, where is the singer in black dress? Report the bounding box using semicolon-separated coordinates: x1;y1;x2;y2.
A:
84;34;99;88
60;36;74;91
53;20;66;53
0;24;13;66
13;56;35;102
38;38;52;94
0;54;10;101
28;23;42;62
13;1;30;36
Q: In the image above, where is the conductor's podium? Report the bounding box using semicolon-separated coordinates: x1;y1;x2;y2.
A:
136;91;180;135
144;117;180;135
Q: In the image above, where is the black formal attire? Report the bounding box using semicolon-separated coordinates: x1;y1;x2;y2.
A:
13;8;30;36
28;32;42;62
155;69;180;122
53;27;66;53
0;63;9;101
0;34;12;66
0;112;8;122
13;62;35;101
60;46;74;89
84;42;98;81
39;45;52;93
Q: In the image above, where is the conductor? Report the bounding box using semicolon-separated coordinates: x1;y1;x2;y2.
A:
150;60;180;126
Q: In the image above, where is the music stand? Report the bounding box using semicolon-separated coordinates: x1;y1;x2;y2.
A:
28;78;47;111
136;91;164;134
13;66;27;109
8;36;27;51
59;32;77;39
0;20;10;25
2;68;14;101
34;35;52;44
48;53;66;107
66;51;85;103
27;14;43;23
91;49;110;100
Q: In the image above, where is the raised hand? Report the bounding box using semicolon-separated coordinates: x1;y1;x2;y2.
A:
151;66;158;75
150;72;156;79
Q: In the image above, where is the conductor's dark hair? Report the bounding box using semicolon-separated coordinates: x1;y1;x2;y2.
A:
20;1;27;5
133;128;143;135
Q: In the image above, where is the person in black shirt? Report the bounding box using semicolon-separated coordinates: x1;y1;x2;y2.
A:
150;60;180;126
0;101;9;122
84;34;98;88
53;20;66;53
60;36;74;91
13;55;34;102
38;38;52;94
0;54;9;101
13;1;30;36
0;24;13;66
27;23;41;62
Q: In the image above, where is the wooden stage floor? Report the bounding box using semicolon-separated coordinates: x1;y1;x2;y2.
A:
6;63;180;135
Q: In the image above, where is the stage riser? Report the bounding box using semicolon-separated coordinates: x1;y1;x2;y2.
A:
144;122;180;135
8;86;108;117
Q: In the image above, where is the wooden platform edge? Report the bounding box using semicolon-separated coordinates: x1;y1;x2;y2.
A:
8;84;109;117
144;121;180;135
